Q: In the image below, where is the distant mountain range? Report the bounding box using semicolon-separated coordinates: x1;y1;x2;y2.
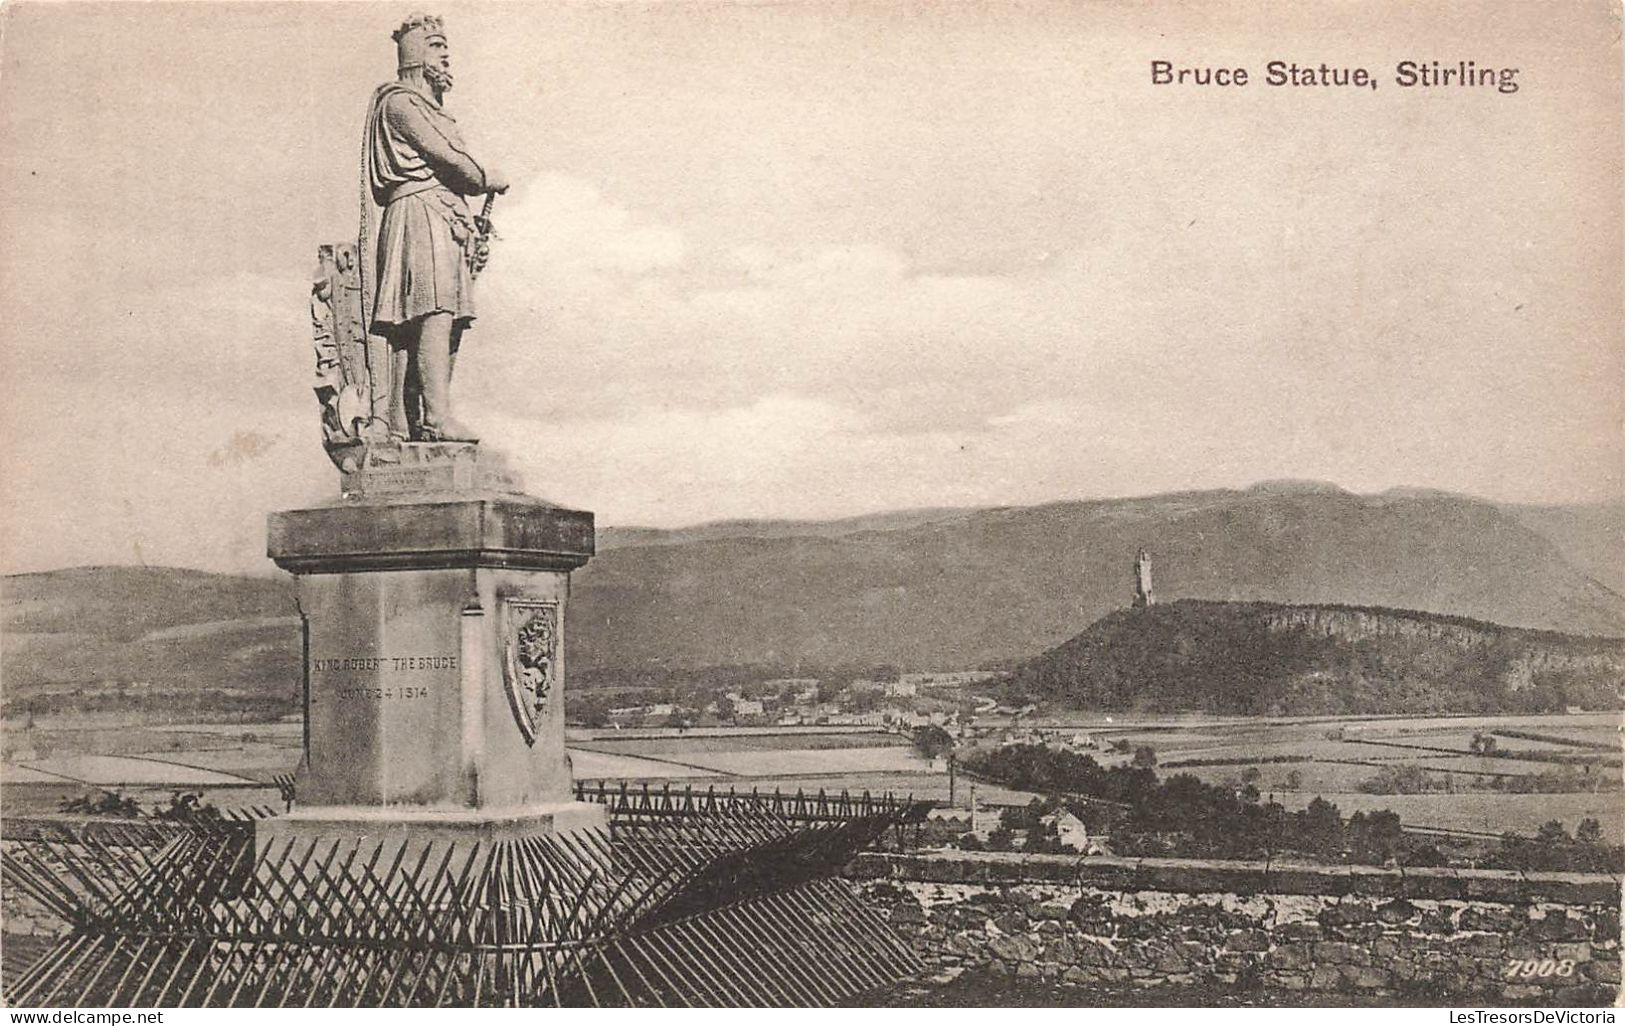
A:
1497;499;1624;594
569;482;1623;671
2;566;299;718
1002;599;1624;716
2;484;1620;716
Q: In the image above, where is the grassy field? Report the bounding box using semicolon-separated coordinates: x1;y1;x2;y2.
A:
13;753;256;786
1128;712;1618;773
662;746;930;776
1271;791;1623;842
3;711;1616;839
1102;711;1621;841
0;782;282;818
569;750;716;779
572;731;907;756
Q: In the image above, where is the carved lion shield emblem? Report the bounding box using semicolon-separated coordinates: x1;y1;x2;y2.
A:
501;600;558;746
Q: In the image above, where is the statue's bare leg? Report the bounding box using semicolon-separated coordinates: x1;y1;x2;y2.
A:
415;311;477;442
404;342;425;440
387;338;413;441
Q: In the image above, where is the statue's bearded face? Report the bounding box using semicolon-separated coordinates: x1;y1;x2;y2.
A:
423;34;454;92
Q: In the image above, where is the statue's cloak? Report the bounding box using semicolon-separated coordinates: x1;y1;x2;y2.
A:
362;82;483;335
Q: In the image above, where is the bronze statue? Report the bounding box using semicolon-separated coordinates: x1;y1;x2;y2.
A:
360;13;507;444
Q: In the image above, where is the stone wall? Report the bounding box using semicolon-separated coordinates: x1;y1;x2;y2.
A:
848;851;1622;1005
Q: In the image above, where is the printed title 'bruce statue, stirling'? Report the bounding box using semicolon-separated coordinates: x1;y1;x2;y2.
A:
365;13;508;444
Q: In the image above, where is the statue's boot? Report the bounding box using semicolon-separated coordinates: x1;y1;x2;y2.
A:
416;324;479;443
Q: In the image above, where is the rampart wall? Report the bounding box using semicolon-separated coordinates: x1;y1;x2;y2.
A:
847;851;1622;1005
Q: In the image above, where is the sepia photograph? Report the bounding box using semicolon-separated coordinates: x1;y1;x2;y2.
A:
0;0;1620;1011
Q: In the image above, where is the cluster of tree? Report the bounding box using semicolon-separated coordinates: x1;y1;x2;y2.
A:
960;742;1547;867
999;600;1624;715
56;789;223;822
6;688;293;721
1099;784;1416;863
911;724;954;759
565;691;624;728
59;789;143;818
572;662;906;696
964;743;1154;803
567;661;924;727
1358;764;1449;795
1488;767;1621;794
1358;764;1621;796
1492;728;1616;752
1461;732;1620;769
152;791;227;824
1162;754;1312;770
1488;819;1621;873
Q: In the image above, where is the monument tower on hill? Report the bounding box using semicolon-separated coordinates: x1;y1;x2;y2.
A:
1133;547;1155;608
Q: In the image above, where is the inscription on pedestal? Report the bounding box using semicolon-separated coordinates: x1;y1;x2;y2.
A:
334;686;431;700
339;441;524;500
313;655;459;672
311;654;457;702
355;465;460;494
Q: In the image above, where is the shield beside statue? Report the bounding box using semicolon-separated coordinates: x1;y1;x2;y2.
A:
311;241;393;471
501;599;559;746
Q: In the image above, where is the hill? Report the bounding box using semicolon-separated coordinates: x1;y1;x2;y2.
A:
1497;500;1625;594
1001;599;1625;716
2;567;300;720
2;485;1620;717
597;507;980;552
4;566;292;640
567;485;1624;671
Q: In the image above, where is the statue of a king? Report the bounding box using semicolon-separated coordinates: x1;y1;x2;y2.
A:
363;13;507;444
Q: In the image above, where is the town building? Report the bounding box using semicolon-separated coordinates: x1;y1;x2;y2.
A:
1042;810;1091;852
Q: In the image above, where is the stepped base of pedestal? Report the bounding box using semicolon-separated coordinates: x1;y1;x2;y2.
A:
340;441;526;502
255;801;608;861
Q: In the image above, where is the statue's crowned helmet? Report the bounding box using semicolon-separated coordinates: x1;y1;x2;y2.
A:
392;14;447;73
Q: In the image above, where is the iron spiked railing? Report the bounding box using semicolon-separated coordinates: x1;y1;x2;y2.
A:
2;785;929;1007
271;775;298;811
574;780;931;826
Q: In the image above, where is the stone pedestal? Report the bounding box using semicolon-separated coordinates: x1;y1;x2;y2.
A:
262;442;605;853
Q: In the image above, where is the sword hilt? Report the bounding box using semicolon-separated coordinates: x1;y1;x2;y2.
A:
475;192;497;235
471;192;498;278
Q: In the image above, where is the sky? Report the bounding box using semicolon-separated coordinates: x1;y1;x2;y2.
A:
0;0;1620;575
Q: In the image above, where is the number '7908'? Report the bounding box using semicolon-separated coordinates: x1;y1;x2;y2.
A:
1504;958;1576;979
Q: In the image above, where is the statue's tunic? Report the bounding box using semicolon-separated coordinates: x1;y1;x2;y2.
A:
364;82;490;335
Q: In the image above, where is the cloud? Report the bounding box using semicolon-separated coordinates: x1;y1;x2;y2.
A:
478;388;1283;528
438;165;1623;532
493;172;687;279
0;267;328;575
460;172;1089;429
739;243;909;290
455;172;1264;458
4;156;1618;575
